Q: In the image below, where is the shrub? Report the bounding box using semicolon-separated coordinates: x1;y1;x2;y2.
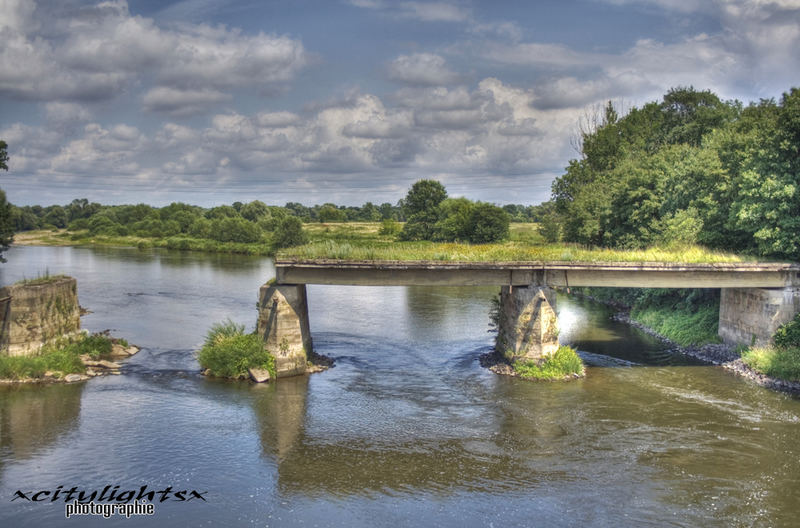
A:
378;218;402;236
467;203;510;243
273;216;308;248
773;313;800;348
197;320;276;379
512;345;584;380
741;346;800;381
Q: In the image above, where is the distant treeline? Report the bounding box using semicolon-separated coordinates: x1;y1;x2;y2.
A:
9;198;548;239
550;86;800;261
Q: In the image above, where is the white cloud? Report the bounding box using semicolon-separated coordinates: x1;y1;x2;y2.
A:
399;2;470;22
0;0;308;114
387;53;461;86
142;87;231;116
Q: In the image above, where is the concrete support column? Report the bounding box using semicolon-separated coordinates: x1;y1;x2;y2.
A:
496;285;559;363
257;283;312;378
718;287;800;346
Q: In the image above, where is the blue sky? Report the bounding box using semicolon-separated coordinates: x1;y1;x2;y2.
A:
1;0;799;207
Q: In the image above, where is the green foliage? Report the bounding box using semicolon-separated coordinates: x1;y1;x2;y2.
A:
632;303;721;346
378;218;402;236
551;85;800;260
273;216;308;248
197;320;275;379
403;179;448;216
0;190;15;262
512;345;584;380
773;313;800;348
466;203;509;243
741;346;800;382
318;204;347;223
0;139;8;171
0;332;119;380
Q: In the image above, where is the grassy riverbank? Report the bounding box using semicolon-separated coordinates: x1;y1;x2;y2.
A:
15;224;755;264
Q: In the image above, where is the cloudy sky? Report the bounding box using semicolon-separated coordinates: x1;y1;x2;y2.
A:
1;0;799;207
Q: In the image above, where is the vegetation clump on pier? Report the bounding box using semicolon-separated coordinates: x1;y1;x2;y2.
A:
512;345;585;381
0;332;135;382
197;320;276;381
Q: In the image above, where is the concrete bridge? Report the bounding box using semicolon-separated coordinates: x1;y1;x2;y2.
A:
259;259;800;377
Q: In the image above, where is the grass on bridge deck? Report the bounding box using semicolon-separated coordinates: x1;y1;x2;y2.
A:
280;223;757;265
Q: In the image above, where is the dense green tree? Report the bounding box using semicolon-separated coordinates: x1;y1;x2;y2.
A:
273;216;308;248
402;179;447;217
318;204;347;223
466;203;510;243
241;200;270;222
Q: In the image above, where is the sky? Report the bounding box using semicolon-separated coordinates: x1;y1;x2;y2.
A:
1;0;799;207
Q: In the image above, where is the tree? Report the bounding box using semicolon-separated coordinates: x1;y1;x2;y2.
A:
466;203;509;243
273;216;308;248
399;180;448;241
402;179;447;217
0;141;12;262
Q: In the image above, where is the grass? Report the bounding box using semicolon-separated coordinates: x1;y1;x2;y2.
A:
14;270;70;286
281;223;751;263
0;333;117;380
196;320;276;380
741;346;800;382
512;345;585;380
631;304;721;346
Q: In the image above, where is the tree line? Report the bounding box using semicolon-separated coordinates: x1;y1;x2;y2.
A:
550;86;800;260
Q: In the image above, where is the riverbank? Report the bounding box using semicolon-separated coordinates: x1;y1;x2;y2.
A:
592;296;800;396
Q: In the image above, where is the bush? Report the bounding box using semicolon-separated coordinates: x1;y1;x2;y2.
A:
741;345;800;381
197;320;276;379
512;345;585;380
378;218;402;236
467;203;509;243
0;332;117;380
273;216;308;248
773;313;800;348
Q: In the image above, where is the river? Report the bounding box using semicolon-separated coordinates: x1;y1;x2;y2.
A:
1;246;798;527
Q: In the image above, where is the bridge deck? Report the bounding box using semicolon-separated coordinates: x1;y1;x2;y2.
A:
274;259;800;288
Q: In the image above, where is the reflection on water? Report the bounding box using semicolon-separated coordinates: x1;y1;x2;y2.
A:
0;384;84;463
0;246;799;527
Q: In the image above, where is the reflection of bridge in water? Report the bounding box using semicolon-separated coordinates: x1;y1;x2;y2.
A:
258;260;800;377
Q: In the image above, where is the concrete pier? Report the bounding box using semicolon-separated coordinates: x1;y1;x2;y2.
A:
719;287;800;346
256;283;312;378
496;285;559;363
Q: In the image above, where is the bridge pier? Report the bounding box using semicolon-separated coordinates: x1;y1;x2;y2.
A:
496;285;559;363
719;287;800;346
257;283;312;378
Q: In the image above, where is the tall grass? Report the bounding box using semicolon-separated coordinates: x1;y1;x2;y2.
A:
512;345;585;380
197;320;276;379
280;239;751;264
631;304;721;346
741;346;800;381
0;333;117;380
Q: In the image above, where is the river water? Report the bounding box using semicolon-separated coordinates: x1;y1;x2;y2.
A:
1;246;798;527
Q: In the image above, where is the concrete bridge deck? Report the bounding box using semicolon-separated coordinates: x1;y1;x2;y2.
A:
275;259;800;288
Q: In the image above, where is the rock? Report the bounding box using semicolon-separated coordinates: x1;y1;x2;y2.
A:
248;367;271;383
109;344;130;357
125;346;140;355
86;369;97;377
44;370;57;378
97;360;121;369
64;374;82;383
202;368;212;377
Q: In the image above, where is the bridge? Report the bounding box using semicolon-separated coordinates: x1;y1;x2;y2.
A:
259;259;800;377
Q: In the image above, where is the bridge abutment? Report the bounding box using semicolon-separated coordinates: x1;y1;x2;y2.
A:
257;283;312;378
496;285;559;363
719;287;800;346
